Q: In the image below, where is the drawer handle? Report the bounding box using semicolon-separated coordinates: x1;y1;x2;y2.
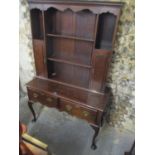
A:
83;111;90;117
65;105;72;111
33;93;38;98
46;97;53;102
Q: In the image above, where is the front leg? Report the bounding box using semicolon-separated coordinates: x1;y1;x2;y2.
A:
28;101;36;122
91;127;100;150
91;108;109;150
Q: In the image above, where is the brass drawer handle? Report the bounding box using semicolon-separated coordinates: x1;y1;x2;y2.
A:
46;97;53;102
83;111;90;117
33;93;38;98
65;105;72;111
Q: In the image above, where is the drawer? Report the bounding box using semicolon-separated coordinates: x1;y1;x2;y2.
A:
27;88;58;107
59;99;97;124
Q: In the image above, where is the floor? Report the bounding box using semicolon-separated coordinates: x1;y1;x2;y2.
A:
19;96;134;155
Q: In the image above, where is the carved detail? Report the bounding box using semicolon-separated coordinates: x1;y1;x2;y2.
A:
65;105;72;112
29;4;119;15
83;111;89;117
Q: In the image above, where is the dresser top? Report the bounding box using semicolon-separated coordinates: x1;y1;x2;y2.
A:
27;77;110;111
28;0;123;14
28;0;124;6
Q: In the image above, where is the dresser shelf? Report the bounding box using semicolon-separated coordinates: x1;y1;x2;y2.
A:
47;57;92;69
46;33;95;42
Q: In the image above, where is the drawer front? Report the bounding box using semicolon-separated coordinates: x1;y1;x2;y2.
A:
60;99;97;124
27;88;58;107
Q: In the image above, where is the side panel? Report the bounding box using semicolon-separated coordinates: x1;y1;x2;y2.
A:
33;39;47;77
90;49;112;91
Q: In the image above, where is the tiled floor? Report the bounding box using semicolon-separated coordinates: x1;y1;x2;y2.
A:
20;96;134;155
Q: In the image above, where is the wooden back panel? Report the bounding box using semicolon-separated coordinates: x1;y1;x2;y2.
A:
45;8;96;39
47;60;90;88
33;40;47;77
30;9;43;39
46;37;93;65
95;12;117;50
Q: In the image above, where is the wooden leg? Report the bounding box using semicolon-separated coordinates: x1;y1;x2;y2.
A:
101;113;104;127
91;106;110;150
28;101;36;122
91;127;100;150
101;111;107;127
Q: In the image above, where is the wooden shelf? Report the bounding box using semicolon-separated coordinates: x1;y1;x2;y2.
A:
46;33;95;42
47;57;92;69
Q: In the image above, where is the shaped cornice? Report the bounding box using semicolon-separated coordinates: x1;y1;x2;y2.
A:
29;3;120;15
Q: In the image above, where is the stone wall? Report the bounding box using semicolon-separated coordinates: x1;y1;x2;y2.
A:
19;0;135;131
19;0;35;96
107;0;135;132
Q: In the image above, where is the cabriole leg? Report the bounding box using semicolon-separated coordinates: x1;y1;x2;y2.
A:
91;127;100;150
28;101;36;122
91;108;109;150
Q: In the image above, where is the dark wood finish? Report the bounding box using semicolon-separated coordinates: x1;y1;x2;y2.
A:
30;9;43;39
27;87;59;108
28;100;36;122
95;13;116;50
27;77;109;112
90;49;112;91
33;39;46;76
47;61;90;88
47;57;92;69
47;33;95;42
59;99;97;124
27;0;123;149
46;37;93;66
27;77;110;149
45;8;96;39
28;0;123;15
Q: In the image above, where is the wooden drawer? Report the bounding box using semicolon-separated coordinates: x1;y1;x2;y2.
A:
59;99;97;124
27;88;58;107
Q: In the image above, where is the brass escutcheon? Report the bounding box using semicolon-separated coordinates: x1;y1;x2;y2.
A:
65;105;72;111
46;97;53;102
83;111;89;117
33;93;38;98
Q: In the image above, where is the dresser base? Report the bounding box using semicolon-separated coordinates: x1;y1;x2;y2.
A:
26;77;111;150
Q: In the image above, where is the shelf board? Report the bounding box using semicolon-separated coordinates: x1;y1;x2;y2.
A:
47;57;92;69
46;33;95;42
